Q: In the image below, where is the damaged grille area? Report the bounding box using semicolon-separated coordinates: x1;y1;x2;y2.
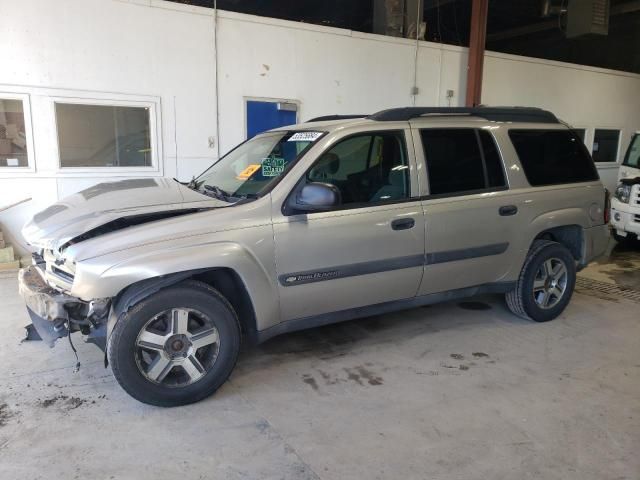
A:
51;265;74;283
42;249;75;291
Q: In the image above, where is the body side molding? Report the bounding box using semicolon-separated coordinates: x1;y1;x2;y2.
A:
278;243;510;287
278;254;424;286
425;242;509;265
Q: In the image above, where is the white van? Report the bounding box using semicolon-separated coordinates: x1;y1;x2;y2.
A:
610;132;640;242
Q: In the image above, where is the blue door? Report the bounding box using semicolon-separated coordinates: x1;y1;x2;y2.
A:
246;101;297;138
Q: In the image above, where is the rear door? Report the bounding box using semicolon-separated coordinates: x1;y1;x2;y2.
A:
413;125;520;295
272;128;425;321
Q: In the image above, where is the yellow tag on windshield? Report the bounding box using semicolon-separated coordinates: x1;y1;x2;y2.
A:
236;164;261;180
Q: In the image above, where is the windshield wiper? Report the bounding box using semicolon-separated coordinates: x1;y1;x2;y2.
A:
203;184;233;201
202;184;260;204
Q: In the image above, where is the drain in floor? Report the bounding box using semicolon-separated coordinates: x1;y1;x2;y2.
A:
575;276;640;303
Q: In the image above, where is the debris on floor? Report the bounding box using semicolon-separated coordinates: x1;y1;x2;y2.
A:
0;229;20;272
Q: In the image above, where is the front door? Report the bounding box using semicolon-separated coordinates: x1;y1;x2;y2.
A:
273;129;425;321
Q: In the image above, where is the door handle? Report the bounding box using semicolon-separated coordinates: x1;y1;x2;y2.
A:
499;205;518;216
391;218;415;230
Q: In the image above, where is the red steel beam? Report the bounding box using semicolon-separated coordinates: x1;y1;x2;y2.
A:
465;0;489;107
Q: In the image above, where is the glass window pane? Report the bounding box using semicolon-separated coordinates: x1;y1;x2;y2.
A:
313;135;371;181
592;129;620;163
198;131;319;198
573;129;586;143
307;131;409;205
509;129;599;186
0;98;28;167
623;134;640;169
479;130;506;188
56;103;151;168
421;129;485;195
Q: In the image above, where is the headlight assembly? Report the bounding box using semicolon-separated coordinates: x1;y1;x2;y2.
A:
614;183;631;203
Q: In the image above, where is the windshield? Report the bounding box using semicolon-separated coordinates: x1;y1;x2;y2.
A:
622;133;640;169
192;130;324;201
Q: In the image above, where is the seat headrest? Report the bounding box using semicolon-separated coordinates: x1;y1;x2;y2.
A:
388;166;407;186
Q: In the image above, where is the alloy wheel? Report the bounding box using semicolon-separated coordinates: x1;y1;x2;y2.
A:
532;257;568;309
134;308;220;387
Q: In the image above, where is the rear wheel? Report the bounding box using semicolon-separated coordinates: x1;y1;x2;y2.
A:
107;281;240;407
506;240;576;322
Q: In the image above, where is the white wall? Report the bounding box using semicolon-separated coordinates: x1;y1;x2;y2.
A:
215;12;454;153
1;0;639;254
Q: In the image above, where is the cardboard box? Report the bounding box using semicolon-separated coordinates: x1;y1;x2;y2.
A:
0;245;15;264
0;260;20;271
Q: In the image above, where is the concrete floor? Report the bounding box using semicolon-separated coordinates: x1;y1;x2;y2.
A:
580;239;640;291
0;242;639;480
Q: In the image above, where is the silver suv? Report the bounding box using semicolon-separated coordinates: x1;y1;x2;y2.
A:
19;107;609;406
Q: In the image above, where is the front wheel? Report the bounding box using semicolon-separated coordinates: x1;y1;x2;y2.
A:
107;281;241;407
505;240;576;322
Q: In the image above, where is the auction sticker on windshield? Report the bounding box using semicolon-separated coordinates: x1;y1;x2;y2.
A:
288;132;323;142
262;157;285;177
236;164;261;180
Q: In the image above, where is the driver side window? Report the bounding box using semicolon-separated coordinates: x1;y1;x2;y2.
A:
306;131;410;206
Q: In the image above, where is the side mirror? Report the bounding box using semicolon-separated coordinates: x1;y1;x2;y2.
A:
289;182;341;212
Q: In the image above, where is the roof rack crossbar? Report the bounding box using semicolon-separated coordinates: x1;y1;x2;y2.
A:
368;107;559;124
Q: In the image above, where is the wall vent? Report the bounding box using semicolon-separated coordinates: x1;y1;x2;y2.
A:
566;0;610;38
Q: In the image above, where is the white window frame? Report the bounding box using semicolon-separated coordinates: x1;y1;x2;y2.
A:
52;95;162;176
0;92;36;173
571;125;589;145
592;126;623;168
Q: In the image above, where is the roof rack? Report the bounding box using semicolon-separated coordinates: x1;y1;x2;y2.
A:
368;107;559;124
306;114;367;122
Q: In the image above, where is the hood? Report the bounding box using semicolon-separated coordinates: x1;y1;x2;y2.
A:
22;178;227;251
619;164;640;182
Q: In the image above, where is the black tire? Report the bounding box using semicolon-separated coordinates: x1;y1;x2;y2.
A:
107;281;241;407
505;240;576;322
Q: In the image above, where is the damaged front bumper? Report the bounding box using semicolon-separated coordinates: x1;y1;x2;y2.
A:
18;265;110;350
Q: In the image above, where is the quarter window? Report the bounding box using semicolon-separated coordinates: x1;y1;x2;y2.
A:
0;97;29;168
509;129;599;186
306;131;410;205
56;103;152;168
420;128;506;196
592;129;620;163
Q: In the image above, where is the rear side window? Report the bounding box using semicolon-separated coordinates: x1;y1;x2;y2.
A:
509;130;599;186
420;129;506;196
